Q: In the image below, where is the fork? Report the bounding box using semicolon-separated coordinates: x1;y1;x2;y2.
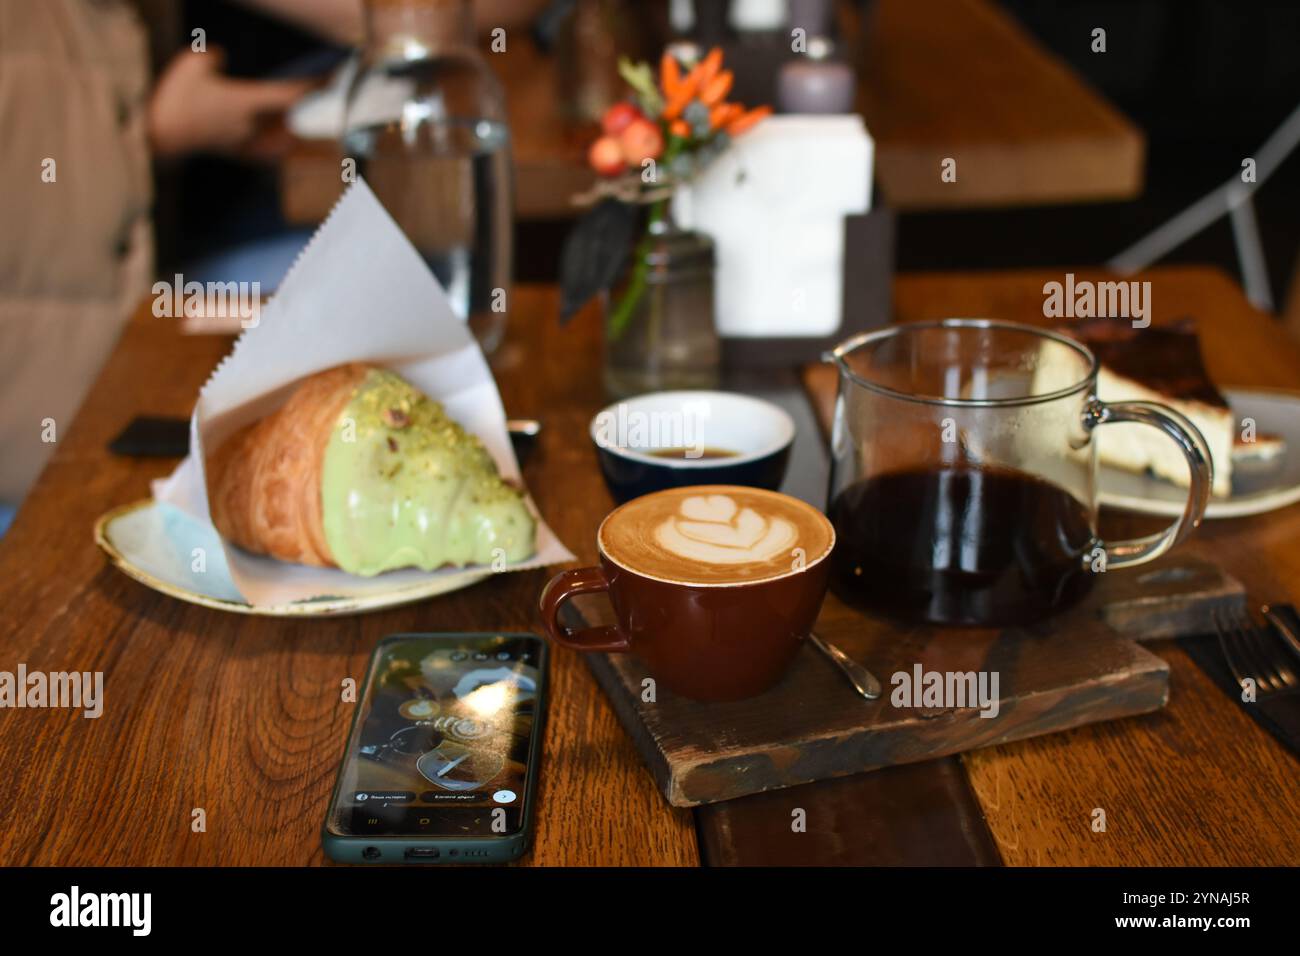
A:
1213;606;1300;699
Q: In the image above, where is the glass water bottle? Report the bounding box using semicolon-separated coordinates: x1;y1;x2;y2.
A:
343;0;513;354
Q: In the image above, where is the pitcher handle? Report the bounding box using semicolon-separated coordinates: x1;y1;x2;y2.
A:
1082;398;1213;570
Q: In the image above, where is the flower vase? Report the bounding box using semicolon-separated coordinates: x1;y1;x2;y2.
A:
602;209;720;397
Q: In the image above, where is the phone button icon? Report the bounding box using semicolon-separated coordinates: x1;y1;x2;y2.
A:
358;790;414;804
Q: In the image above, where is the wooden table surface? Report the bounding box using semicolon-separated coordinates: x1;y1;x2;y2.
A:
2;267;1296;866
282;0;1144;224
853;0;1144;209
703;267;1300;867
890;267;1300;865
0;288;696;866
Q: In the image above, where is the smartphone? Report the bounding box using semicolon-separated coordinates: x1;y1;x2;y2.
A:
322;632;547;864
108;416;190;457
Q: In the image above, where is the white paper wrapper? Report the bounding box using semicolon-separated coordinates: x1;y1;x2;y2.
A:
153;179;574;606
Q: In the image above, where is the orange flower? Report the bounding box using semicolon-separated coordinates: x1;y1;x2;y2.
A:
726;105;772;136
644;47;768;139
660;51;682;99
696;47;724;88
662;71;700;120
709;102;743;130
699;70;734;107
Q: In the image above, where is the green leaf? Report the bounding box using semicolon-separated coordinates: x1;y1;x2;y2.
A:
618;56;662;115
606;200;667;340
558;199;638;323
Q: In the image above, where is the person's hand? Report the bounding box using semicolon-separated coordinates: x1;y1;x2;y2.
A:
148;48;316;160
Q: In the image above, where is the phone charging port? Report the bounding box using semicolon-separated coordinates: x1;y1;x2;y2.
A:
404;847;441;861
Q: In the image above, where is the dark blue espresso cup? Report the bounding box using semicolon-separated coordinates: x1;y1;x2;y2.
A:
590;391;796;504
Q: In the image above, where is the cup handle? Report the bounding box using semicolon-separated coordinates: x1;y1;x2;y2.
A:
538;566;631;652
1082;398;1213;570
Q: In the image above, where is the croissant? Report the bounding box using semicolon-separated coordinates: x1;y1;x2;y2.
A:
206;363;536;576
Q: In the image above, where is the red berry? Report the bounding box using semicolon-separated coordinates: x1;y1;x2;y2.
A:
588;136;625;177
619;118;664;166
601;101;642;137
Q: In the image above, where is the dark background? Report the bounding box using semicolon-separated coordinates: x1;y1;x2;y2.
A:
163;0;1300;310
959;0;1300;298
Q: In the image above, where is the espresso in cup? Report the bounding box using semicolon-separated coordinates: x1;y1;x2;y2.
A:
539;486;834;701
590;391;795;503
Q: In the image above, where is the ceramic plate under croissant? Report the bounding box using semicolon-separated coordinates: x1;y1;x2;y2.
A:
94;499;492;617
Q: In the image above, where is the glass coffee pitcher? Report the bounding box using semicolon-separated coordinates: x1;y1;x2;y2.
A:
825;319;1213;626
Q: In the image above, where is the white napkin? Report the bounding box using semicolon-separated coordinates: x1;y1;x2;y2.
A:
286;56;412;141
153;178;573;607
673;115;873;338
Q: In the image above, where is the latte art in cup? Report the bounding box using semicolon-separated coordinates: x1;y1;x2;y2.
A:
655;493;798;565
543;484;836;700
599;485;835;585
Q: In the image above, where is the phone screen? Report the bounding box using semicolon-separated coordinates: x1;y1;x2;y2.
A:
327;634;544;838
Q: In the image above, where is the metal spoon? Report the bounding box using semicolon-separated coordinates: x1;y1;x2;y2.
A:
506;419;541;437
506;419;542;462
808;632;882;700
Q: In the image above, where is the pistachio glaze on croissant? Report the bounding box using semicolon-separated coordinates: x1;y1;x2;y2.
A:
206;363;536;576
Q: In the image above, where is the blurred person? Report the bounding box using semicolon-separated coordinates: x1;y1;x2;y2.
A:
0;0;573;534
0;0;366;532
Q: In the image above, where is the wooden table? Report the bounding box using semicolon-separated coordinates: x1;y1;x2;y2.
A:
0;288;696;866
853;0;1144;209
889;267;1300;865
281;0;1144;224
1;266;1296;866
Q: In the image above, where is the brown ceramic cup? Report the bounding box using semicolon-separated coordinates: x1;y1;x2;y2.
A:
538;486;835;702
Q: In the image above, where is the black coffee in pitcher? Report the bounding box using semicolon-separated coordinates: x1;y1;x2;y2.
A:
828;464;1096;627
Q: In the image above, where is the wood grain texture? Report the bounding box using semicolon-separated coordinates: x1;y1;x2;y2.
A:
5;267;1296;866
0;287;698;866
583;563;1270;806
852;0;1145;209
697;759;1002;866
1095;562;1246;642
884;266;1300;865
686;368;1004;864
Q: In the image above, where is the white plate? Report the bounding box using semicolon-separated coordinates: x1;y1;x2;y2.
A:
94;500;490;616
1098;388;1300;518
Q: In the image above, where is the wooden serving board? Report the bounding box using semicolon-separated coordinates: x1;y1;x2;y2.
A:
582;557;1244;807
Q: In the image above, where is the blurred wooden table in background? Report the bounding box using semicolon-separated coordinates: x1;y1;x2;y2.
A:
282;0;1145;225
854;0;1144;209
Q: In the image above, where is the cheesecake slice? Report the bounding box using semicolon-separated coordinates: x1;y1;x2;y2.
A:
1234;430;1287;468
1041;319;1237;497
